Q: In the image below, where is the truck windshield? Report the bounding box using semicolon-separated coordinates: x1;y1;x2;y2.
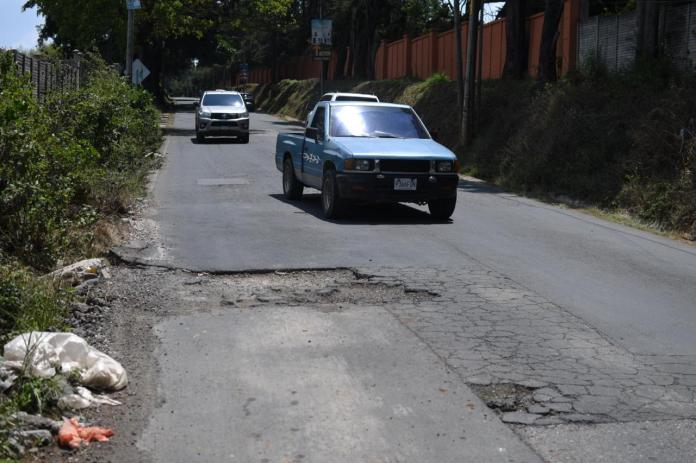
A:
202;94;245;107
330;105;429;139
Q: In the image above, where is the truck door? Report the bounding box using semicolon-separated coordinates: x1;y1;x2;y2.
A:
301;106;326;189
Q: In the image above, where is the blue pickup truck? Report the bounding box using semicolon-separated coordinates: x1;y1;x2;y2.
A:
275;101;460;219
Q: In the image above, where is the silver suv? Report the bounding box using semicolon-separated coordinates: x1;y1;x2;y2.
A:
195;90;250;143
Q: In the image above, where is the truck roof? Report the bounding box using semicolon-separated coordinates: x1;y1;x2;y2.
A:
325;101;410;109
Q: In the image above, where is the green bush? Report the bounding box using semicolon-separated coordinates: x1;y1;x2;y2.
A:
0;257;70;340
0;51;161;270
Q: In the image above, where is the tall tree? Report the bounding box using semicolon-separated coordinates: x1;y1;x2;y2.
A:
537;0;563;84
503;0;528;78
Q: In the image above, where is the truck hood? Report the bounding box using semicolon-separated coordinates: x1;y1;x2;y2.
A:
332;137;455;160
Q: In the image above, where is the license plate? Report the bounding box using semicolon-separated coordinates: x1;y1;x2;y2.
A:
394;178;417;191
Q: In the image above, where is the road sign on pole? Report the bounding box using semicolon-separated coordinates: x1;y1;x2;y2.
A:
132;59;150;85
126;0;141;10
311;19;332;61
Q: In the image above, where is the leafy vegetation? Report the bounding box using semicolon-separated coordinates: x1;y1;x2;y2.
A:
0;48;160;459
0;51;160;271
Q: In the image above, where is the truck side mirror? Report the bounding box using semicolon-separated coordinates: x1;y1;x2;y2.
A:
430;129;440;142
305;127;318;141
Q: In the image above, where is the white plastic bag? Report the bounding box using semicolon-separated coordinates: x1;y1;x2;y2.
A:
2;332;127;391
58;386;122;410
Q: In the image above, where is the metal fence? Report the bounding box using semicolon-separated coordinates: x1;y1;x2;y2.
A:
7;50;84;101
578;3;696;73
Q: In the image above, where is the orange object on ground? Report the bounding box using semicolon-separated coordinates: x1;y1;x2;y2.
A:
58;417;114;449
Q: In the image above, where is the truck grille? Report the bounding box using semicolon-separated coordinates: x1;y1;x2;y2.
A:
379;159;430;173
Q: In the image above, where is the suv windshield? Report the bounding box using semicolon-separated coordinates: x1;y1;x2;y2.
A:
202;94;245;107
330;105;429;139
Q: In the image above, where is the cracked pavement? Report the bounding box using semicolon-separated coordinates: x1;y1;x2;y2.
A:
355;265;696;424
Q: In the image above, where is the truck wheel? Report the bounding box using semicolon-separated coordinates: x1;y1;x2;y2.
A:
240;133;250;144
428;196;456;221
321;169;345;219
196;130;205;143
283;158;304;200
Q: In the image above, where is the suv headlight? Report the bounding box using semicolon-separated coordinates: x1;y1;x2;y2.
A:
344;159;374;171
240;112;249;118
200;110;211;118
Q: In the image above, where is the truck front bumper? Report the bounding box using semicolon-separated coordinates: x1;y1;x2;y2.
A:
336;172;459;202
198;118;249;136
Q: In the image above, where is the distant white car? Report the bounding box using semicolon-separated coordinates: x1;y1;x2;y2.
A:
308;92;380;125
195;90;250;143
318;92;379;103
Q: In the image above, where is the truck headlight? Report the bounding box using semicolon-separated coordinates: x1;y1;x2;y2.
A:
240;112;249;118
345;159;373;171
436;161;453;172
200;110;211;118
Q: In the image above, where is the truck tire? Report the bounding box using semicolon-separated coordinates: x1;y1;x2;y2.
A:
283;157;304;200
196;130;205;143
321;169;345;219
240;133;250;144
428;196;456;221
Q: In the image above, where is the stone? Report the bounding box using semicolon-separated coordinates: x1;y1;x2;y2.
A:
546;402;573;413
527;405;550;414
17;430;53;445
501;411;539;425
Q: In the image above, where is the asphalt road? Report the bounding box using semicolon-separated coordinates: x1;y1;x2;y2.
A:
151;109;696;358
105;106;696;463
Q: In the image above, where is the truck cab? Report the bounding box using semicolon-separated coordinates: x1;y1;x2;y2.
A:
276;101;459;220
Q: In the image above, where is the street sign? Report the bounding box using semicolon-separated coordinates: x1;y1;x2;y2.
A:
311;19;332;61
126;0;141;10
132;59;150;85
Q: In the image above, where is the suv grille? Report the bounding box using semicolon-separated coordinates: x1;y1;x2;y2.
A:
379;159;430;173
211;113;242;119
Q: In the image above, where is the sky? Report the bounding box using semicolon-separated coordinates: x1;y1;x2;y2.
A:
0;0;43;50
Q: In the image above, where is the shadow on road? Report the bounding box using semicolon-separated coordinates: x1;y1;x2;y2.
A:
189;137;248;145
162;127;197;137
270;194;451;225
457;178;503;195
271;120;304;127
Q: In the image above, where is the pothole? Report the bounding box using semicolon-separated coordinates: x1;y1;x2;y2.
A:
209;269;436;309
471;383;536;413
470;383;606;425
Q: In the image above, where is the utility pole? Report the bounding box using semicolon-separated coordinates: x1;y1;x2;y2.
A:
319;0;324;96
125;8;134;81
461;0;481;145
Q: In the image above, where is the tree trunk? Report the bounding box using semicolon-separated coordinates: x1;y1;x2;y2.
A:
537;0;563;85
454;0;464;117
636;0;659;59
504;0;528;79
334;46;347;80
